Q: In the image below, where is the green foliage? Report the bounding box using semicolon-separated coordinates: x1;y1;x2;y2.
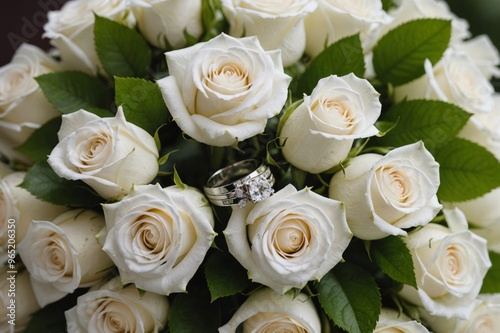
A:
293;34;365;96
114;77;169;135
94;14;151;78
20;161;103;207
201;0;227;41
205;251;251;302
16;117;61;162
35;71;112;114
435;138;500;202
373;18;451;86
481;251;500;293
317;262;381;333
370;236;417;288
374;99;471;154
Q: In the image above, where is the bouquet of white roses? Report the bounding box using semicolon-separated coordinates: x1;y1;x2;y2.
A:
2;0;500;332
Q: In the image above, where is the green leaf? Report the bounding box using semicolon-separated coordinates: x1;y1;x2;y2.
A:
317;262;381;333
373;18;451;86
16;117;61;162
94;14;151;78
114;77;169;135
35;71;111;114
374;99;471;154
205;251;251;302
370;236;417;288
381;0;397;11
201;0;227;41
294;34;365;96
435;138;500;202
169;288;220;333
20;161;103;207
481;251;500;293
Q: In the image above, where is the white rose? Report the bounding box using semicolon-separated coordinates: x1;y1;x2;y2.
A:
0;269;41;332
18;209;115;307
0;171;69;264
304;0;392;58
101;183;216;294
0;44;61;164
329;142;442;240
43;0;135;74
280;73;381;173
394;49;495;114
219;287;321;333
375;308;429;333
221;0;317;67
65;276;169;333
157;33;291;147
129;0;203;49
398;208;492;319
224;184;352;294
47;107;159;200
453;35;500;80
422;294;500;333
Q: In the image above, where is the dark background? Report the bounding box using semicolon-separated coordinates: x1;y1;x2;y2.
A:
1;0;500;69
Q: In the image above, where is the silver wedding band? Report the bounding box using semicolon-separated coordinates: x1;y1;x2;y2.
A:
204;159;275;207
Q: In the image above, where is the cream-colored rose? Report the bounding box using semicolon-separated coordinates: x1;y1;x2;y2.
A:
453;35;500;80
221;0;317;66
43;0;135;74
17;209;114;307
422;294;500;333
304;0;392;58
329;142;442;240
0;269;41;332
0;171;69;264
65;276;169;333
129;0;203;49
101;183;216;295
280;73;381;173
375;308;429;333
224;184;352;294
219;287;321;333
394;50;495;114
47;107;159;200
0;44;61;164
157;33;291;147
399;208;492;319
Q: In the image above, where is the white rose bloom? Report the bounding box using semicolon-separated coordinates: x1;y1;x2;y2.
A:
454;35;500;79
221;0;317;66
329;142;442;240
47;107;159;200
18;209;114;307
394;49;495;114
0;269;41;333
43;0;135;74
129;0;203;49
101;183;216;295
157;33;291;147
0;171;69;264
0;44;61;164
375;308;429;333
65;276;169;333
219;288;321;333
399;208;492;319
422;294;500;333
224;184;352;294
280;74;381;173
304;0;392;58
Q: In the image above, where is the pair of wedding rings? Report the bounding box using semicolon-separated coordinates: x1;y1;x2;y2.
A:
204;159;275;207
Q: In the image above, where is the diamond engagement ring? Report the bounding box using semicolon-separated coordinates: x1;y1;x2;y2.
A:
204;159;275;207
